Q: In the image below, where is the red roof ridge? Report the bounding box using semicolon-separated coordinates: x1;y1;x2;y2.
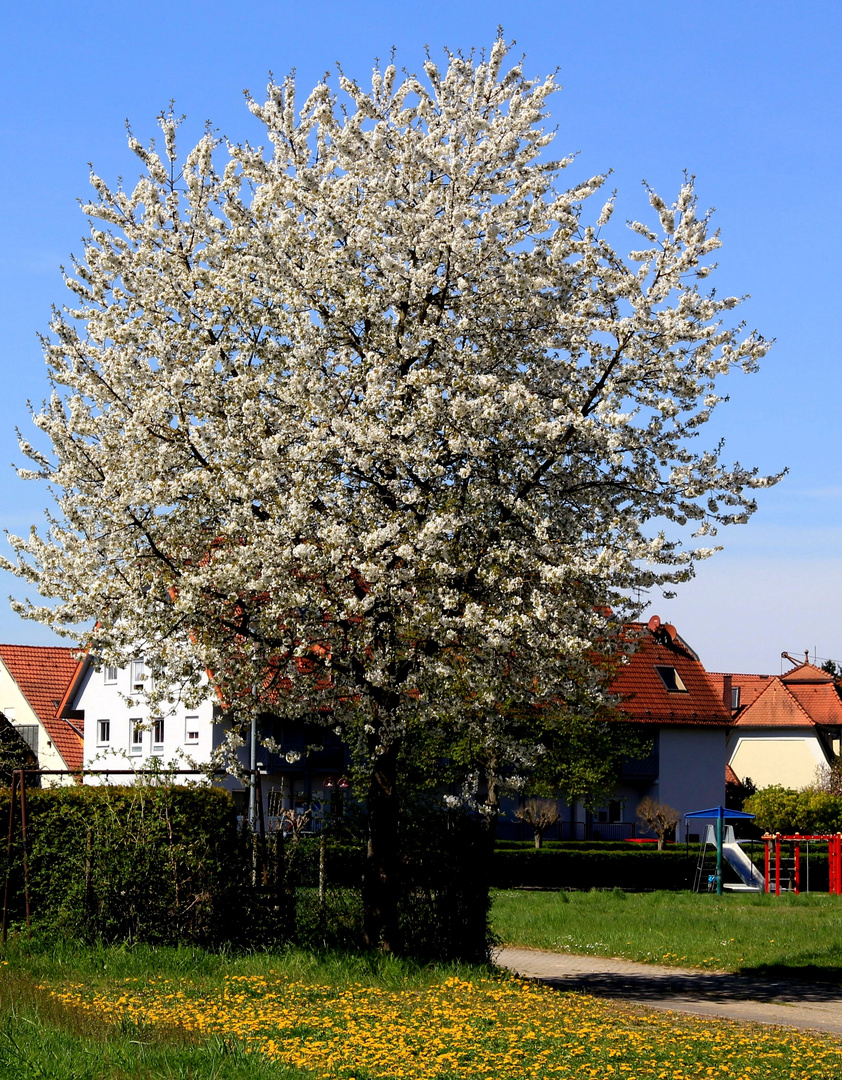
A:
734;676;815;728
781;661;834;683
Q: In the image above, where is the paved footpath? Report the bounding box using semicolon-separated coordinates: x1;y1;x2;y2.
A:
495;947;842;1035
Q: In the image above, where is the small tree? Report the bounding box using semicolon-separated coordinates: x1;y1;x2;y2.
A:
814;760;842;797
515;797;560;849
636;797;679;850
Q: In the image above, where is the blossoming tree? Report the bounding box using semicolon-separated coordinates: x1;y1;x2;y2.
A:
4;39;776;949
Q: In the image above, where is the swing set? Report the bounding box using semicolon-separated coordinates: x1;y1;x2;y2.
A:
762;832;842;896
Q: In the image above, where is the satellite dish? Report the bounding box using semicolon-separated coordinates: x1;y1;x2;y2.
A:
663;623;678;642
647;615;661;633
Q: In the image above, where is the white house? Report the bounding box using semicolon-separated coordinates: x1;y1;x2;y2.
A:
710;660;842;791
501;619;733;843
58;654;349;823
59;653;217;781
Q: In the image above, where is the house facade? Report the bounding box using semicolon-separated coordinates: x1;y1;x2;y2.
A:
711;660;842;791
58;653;349;823
501;618;733;843
0;644;82;784
59;653;217;780
594;618;731;842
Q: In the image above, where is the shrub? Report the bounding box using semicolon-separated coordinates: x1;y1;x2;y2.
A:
0;785;491;960
743;786;842;834
0;784;243;945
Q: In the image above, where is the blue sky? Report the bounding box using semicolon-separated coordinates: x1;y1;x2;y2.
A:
0;0;839;673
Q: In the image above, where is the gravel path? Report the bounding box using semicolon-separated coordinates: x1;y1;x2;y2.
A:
494;946;842;1035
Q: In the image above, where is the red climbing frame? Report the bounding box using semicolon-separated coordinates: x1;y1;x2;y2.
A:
762;833;842;895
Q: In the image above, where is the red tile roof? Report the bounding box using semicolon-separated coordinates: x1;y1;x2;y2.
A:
733;677;814;728
0;644;83;770
610;625;731;726
709;672;773;711
712;659;842;730
780;661;833;683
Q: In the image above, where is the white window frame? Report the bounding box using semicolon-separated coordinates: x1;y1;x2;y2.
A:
152;717;165;752
131;658;147;690
97;719;111;745
130;720;143;756
184;716;200;745
103;666;118;685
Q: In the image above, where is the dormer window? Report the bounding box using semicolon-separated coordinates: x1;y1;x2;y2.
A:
731;686;741;710
655;665;688;693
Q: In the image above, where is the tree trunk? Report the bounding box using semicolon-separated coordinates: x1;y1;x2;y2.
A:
534;830;542;850
362;740;401;952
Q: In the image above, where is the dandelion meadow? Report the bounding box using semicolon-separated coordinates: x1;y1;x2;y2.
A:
21;962;842;1080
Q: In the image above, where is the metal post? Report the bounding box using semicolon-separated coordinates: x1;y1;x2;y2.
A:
764;835;771;894
255;768;267;886
248;710;257;831
2;771;18;944
18;773;31;938
775;834;781;896
318;832;326;909
715;813;723;896
794;838;800;895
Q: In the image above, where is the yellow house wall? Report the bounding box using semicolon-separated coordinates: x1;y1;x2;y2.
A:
0;658;76;787
729;733;827;791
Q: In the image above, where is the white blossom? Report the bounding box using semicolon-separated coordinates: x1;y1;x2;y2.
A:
3;38;779;860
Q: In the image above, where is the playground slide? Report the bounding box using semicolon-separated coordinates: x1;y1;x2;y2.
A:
722;842;765;891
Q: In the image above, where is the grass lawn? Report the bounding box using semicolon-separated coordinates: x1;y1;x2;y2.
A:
2;934;842;1079
491;888;842;977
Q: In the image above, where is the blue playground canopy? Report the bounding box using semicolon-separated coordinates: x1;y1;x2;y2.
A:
685;806;755;820
685;806;756;895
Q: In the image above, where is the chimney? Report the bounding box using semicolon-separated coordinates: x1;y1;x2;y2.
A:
722;674;733;713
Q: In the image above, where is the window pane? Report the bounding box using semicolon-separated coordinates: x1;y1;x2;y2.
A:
130;721;143;754
16;724;38;753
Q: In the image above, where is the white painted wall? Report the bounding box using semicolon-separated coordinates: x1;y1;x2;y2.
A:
728;729;829;791
0;657;76;786
77;660;216;784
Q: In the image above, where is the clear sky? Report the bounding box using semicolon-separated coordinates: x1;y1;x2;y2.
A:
0;0;839;675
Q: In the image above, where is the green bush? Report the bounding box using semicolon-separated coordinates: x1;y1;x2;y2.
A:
743;786;842;834
0;784;243;946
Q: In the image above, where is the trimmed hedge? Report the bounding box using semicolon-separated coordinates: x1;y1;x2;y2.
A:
0;784;244;946
491;845;699;890
0;786;491;960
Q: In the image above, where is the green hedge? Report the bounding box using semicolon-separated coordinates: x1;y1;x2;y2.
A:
491;846;699;890
0;787;491;960
0;784;243;946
